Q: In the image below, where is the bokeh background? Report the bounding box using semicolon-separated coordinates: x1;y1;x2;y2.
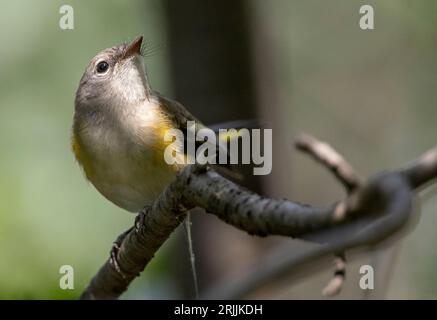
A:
0;0;436;299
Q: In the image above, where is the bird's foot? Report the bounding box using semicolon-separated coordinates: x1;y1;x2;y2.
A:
109;227;133;280
134;206;150;233
109;207;151;279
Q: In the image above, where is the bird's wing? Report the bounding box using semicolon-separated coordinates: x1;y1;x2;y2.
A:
156;93;205;131
156;93;216;159
156;93;257;179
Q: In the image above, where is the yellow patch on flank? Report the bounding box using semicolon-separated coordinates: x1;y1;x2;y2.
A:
148;118;182;171
71;134;94;179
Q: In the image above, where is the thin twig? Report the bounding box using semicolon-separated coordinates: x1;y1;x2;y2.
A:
295;133;363;192
295;134;363;296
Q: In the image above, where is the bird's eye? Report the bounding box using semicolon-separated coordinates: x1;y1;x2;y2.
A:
96;61;109;73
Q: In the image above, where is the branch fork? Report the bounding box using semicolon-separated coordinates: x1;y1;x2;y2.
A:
80;134;437;300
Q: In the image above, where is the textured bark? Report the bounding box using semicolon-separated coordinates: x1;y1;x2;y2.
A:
80;139;437;300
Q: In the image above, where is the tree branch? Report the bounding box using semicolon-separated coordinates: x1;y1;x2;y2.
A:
201;172;413;299
295;133;363;192
80;136;437;300
295;133;363;296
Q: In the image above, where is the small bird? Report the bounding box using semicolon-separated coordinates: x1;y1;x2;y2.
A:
72;36;206;213
72;36;250;296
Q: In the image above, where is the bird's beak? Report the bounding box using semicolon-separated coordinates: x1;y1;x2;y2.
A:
123;35;143;59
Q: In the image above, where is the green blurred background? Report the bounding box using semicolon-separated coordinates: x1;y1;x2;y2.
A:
0;0;436;299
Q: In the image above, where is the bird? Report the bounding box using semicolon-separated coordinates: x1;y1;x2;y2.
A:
72;35;252;296
72;35;207;213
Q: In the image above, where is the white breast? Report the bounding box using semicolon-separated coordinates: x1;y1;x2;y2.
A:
78;99;178;212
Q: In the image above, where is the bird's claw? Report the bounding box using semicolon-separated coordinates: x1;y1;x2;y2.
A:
109;227;133;280
134;209;148;233
109;208;150;279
